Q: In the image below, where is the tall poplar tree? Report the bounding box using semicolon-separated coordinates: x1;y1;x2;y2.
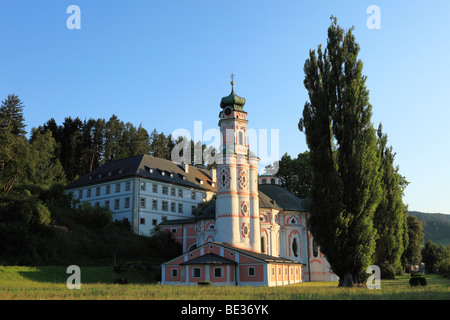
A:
374;124;409;277
299;17;382;286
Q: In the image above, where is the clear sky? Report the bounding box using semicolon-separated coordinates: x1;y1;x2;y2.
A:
1;1;449;214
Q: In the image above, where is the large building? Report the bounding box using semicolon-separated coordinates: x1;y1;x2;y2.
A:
65;155;216;236
65;81;338;286
159;81;337;286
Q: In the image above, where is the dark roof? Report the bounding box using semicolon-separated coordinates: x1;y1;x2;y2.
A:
213;242;301;264
159;218;196;226
65;155;217;192
180;253;237;265
258;190;281;209
258;184;307;212
195;202;216;221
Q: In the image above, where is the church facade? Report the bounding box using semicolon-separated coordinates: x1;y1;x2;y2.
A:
160;82;337;286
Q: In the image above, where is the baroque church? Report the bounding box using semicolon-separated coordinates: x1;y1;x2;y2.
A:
159;81;337;286
65;80;337;286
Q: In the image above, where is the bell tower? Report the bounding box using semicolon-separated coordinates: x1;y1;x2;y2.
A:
215;76;261;252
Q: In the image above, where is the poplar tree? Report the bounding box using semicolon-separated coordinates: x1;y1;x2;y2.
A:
374;124;409;277
299;17;382;286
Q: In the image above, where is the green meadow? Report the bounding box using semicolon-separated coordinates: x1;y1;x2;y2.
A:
0;266;449;300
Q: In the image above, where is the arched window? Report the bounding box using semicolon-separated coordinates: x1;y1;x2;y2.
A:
261;236;266;253
262;178;266;184
271;178;275;184
292;238;299;257
312;239;319;257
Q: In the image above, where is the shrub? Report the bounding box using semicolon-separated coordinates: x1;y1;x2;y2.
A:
409;275;427;286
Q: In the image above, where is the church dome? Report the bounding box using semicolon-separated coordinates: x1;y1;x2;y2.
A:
220;85;246;111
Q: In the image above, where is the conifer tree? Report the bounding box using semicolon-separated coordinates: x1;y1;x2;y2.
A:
0;94;27;136
299;17;382;286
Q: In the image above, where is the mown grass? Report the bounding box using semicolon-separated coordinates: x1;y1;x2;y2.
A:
0;266;449;300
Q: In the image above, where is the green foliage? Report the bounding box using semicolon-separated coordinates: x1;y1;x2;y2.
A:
0;94;27;136
276;151;312;198
373;124;409;277
421;240;450;274
299;17;382;286
409;274;427;286
403;215;424;266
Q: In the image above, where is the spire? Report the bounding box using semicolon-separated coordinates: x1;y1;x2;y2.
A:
220;74;246;110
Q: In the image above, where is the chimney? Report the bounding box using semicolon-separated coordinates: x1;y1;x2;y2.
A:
210;168;217;183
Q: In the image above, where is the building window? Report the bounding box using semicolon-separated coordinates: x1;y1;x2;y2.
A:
171;269;178;277
192;268;201;278
171;188;176;196
262;178;266;184
272;267;275;276
162;201;168;211
140;198;146;208
178;203;183;213
114;199;120;210
214;267;223;278
125;197;130;209
248;267;255;276
152;219;157;226
140;182;146;191
162;216;167;222
292;238;299;257
105;200;110;209
170;202;176;212
87;189;91;198
95;187;100;196
126;181;131;191
162;186;168;195
140;218;145;225
171;228;177;233
106;185;110;194
178;189;183;198
261;236;266;253
192;205;196;213
115;183;120;193
191;191;196;200
152;184;158;193
94;202;100;207
152;199;158;210
78;190;83;199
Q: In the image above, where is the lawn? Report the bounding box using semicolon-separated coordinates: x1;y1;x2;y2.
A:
0;266;449;300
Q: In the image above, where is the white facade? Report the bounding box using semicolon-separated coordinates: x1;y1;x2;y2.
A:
70;176;214;235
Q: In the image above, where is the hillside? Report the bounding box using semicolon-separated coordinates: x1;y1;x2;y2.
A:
408;211;450;246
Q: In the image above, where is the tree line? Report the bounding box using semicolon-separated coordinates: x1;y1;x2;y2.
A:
0;94;182;265
293;17;439;286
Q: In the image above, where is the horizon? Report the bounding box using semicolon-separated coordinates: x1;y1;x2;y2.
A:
1;1;449;214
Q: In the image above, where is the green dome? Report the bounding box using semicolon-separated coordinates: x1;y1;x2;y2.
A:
220;88;246;111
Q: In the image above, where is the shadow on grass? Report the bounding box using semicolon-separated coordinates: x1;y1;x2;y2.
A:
18;266;159;285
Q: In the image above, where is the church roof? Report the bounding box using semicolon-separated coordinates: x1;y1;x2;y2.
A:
257;184;307;212
216;242;302;264
180;253;237;265
220;87;246;111
65;154;216;192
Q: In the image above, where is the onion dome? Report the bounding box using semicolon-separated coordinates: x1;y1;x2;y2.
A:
220;79;246;111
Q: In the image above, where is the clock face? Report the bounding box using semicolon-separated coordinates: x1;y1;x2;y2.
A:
224;107;232;116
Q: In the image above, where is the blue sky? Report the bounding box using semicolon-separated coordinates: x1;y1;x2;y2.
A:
1;1;449;214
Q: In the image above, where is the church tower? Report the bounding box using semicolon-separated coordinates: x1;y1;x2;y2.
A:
215;77;261;252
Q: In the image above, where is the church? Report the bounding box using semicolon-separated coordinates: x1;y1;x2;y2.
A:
65;80;337;286
159;80;337;286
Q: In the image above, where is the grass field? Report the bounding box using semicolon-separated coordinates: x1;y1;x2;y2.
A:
0;266;449;300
